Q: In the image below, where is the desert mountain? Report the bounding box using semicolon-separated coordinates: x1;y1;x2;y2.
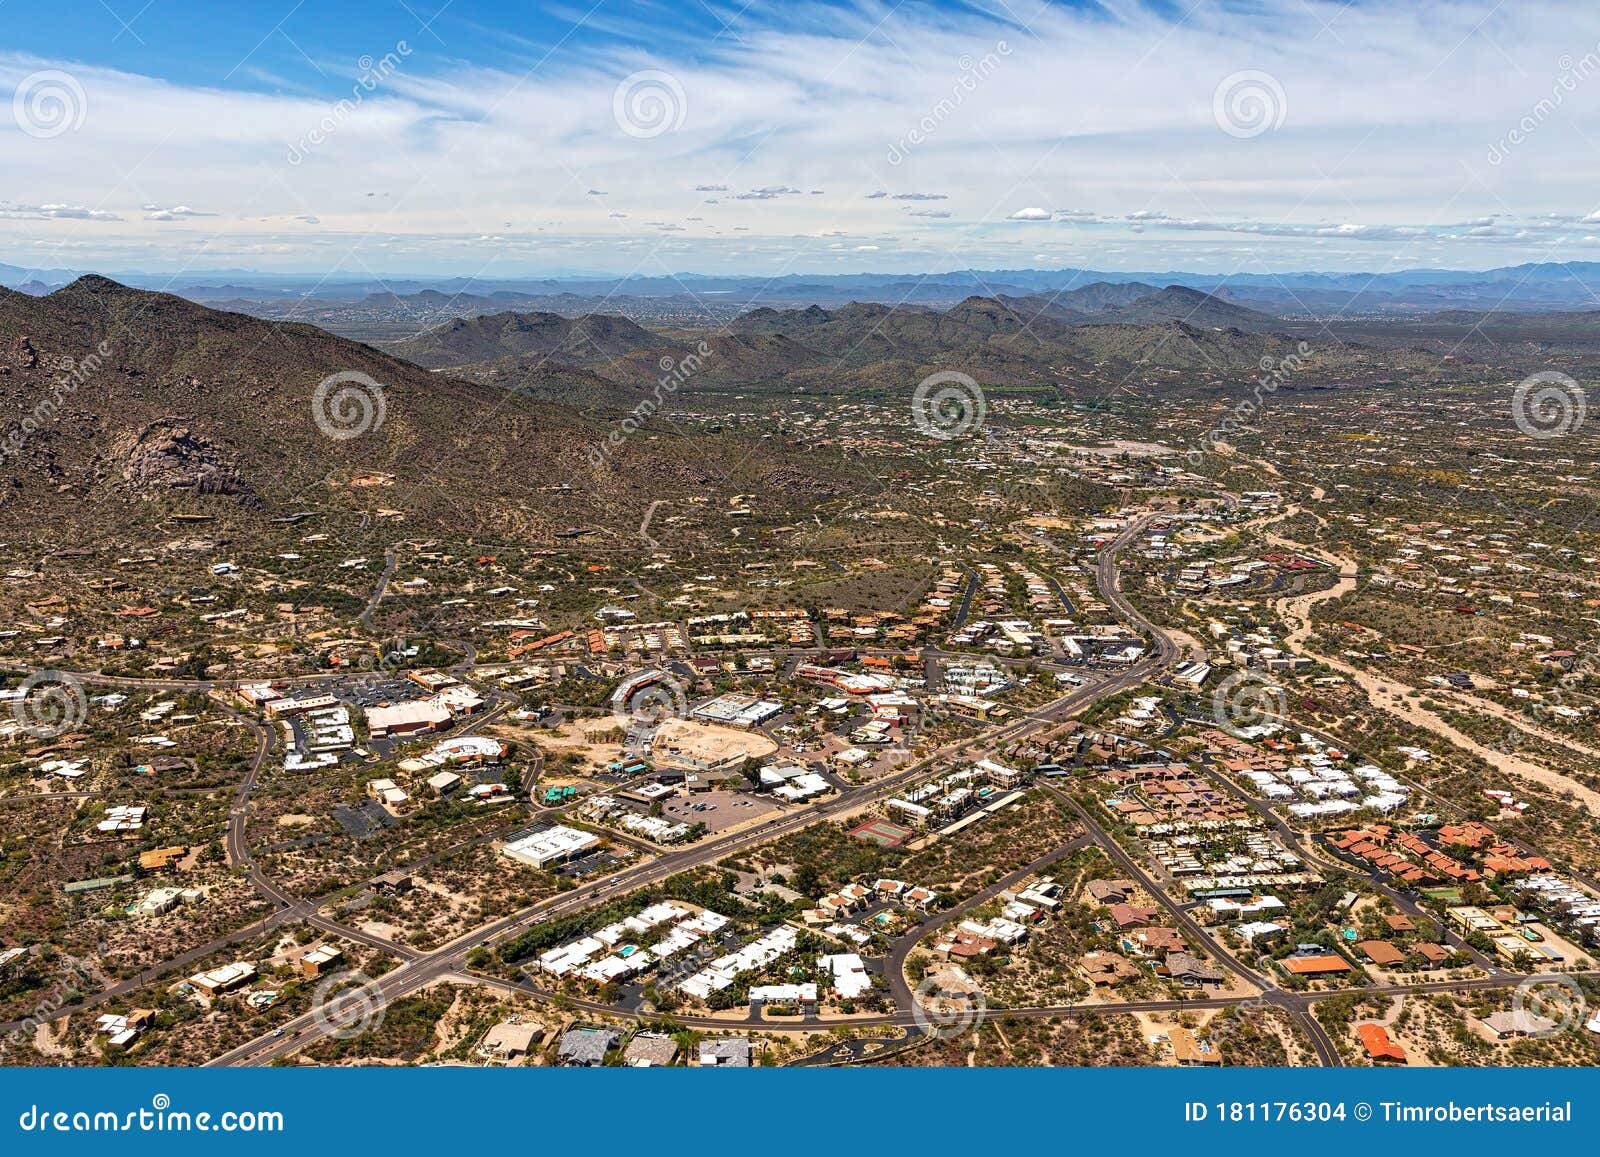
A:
0;278;854;543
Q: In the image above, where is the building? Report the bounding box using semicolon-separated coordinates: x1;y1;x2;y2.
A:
1356;1023;1407;1063
500;825;601;869
623;1032;679;1067
301;944;344;979
749;983;818;1013
1159;952;1225;987
1414;942;1452;968
1279;953;1353;977
137;846;187;874
1170;1027;1223;1065
372;869;414;894
1081;951;1141;986
692;694;784;728
97;805;148;835
818;953;873;1000
1480;1009;1559;1039
366;778;411;810
556;1027;618;1066
426;770;463;797
698;1038;752;1067
365;699;452;740
187;962;256;995
132;887;189;917
265;694;339;719
1087;879;1136;905
1356;940;1406;967
481;1021;543;1062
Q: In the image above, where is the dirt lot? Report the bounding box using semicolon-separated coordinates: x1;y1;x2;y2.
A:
493;716;628;778
652;717;777;770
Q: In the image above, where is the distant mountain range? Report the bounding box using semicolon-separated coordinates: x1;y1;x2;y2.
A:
384;284;1502;405
2;274;1592;551
9;260;1600;317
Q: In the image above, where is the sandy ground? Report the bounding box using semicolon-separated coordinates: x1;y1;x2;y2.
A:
652;717;777;769
495;715;628;777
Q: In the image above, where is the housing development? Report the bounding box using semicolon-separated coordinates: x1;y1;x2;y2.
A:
2;272;1600;1070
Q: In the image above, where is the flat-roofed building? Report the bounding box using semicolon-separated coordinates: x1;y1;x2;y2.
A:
366;700;452;740
188;962;256;995
301;944;344;979
501;825;601;869
481;1020;544;1061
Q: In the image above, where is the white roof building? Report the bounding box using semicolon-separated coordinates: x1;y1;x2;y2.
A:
818;953;873;1000
500;825;601;868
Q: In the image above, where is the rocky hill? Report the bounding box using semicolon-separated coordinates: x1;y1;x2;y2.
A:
0;278;856;544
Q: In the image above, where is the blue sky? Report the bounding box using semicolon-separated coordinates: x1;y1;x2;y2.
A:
1;1;763;94
5;0;1600;278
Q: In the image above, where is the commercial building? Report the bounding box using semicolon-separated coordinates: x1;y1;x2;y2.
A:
366;700;453;740
301;944;344;979
500;825;601;869
692;694;784;728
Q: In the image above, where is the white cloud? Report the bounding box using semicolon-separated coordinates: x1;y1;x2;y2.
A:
143;204;216;221
1;203;122;221
4;1;1600;274
733;186;804;200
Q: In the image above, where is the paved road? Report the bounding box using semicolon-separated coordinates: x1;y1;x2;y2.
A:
32;497;1577;1070
358;550;400;632
208;524;1180;1066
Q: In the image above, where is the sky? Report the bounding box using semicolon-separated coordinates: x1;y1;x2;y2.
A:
5;0;1600;279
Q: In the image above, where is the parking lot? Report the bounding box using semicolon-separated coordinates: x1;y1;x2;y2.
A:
662;789;780;834
331;800;396;838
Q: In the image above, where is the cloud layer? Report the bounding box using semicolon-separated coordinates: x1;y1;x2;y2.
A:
4;0;1600;276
